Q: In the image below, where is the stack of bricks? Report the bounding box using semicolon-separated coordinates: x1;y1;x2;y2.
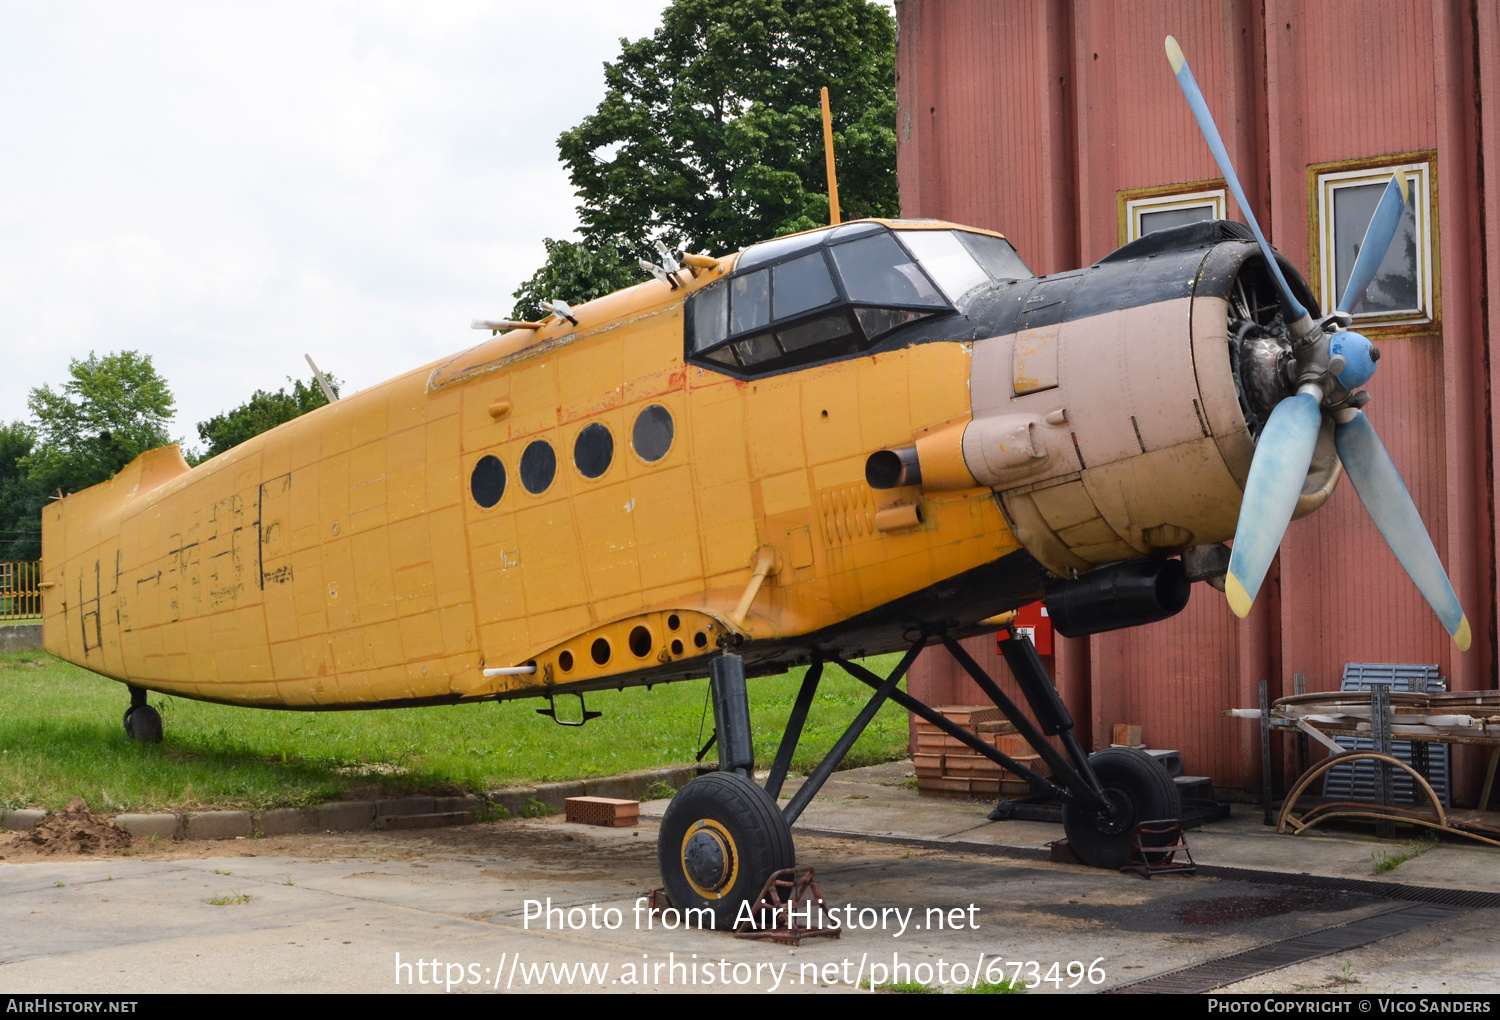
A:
912;706;1051;799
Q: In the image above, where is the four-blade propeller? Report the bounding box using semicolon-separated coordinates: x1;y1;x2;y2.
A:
1164;36;1469;650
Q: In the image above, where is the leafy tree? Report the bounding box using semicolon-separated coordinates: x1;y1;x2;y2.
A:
195;374;340;460
512;0;898;311
0;422;44;560
558;0;898;261
511;237;644;322
22;351;176;497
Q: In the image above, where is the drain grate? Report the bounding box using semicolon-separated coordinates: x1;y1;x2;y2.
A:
1104;902;1464;993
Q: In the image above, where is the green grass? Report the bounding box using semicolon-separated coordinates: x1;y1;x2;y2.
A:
955;979;1024;994
206;892;252;906
0;649;910;813
861;980;939;994
1372;834;1440;874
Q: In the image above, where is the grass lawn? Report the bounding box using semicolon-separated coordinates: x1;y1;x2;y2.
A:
0;650;912;814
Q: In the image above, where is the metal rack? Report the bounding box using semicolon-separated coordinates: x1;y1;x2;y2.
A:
1227;678;1500;847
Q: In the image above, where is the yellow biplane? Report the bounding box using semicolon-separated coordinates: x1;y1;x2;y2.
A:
40;39;1467;921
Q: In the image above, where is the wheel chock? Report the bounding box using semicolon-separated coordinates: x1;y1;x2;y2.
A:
1120;819;1197;878
733;866;842;946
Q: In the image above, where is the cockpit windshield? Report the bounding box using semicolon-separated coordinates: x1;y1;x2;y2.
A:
687;221;1032;376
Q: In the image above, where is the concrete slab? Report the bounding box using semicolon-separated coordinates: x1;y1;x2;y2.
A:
0;809;46;832
377;797;436;819
256;808;309;837
182;811;252;840
308;801;375;831
115;814;181;840
2;818;1494;994
3;759;1496;994
378;812;474;831
0;624;43;652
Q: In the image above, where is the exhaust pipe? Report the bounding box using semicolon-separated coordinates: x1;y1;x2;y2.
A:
1044;558;1191;638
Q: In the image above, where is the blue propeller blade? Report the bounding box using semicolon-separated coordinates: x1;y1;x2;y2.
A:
1165;37;1310;329
1334;411;1471;649
1336;171;1409;315
1225;392;1323;617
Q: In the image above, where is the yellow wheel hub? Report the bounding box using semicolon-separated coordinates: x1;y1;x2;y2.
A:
680;819;739;899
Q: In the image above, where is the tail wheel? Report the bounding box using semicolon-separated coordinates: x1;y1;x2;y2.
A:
1062;746;1180;869
123;704;163;743
657;772;794;931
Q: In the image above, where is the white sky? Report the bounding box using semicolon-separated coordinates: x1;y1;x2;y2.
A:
0;2;678;448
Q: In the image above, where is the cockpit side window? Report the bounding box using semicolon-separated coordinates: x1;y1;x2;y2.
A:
956;230;1034;280
892;229;991;303
771;251;839;319
729;269;771;334
687;222;1030;377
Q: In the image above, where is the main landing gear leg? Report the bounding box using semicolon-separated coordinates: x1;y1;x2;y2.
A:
834;630;1181;870
658;653;794;929
122;685;163;743
976;630;1181;868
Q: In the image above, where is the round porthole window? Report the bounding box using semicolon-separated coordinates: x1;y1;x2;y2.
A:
573;422;613;479
470;455;506;508
520;440;557;494
632;404;674;463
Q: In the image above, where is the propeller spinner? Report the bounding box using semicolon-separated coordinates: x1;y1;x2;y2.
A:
1164;36;1470;650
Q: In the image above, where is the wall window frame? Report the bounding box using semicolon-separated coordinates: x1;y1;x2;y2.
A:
1117;180;1227;244
1309;151;1437;334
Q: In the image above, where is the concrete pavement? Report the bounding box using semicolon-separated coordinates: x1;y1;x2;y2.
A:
2;761;1497;994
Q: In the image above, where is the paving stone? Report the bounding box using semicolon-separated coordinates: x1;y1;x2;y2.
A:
114;813;181;839
183;811;252;840
486;789;538;818
0;625;42;652
375;796;435;819
308;801;375;831
254;808;308;837
378;811;474;831
0;809;46;831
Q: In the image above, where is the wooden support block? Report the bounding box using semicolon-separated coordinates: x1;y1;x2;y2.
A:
564;796;640;827
1112;723;1143;747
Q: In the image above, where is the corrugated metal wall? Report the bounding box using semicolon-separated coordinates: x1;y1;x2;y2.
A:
896;0;1497;802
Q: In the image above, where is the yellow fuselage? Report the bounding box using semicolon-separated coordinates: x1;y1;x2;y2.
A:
42;256;1021;708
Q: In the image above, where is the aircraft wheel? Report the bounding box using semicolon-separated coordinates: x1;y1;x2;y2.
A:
657;771;794;931
123;704;163;744
1062;747;1180;869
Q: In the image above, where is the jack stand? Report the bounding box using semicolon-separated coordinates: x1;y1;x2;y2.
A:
734;867;841;945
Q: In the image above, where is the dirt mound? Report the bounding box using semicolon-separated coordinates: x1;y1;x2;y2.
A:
13;798;132;855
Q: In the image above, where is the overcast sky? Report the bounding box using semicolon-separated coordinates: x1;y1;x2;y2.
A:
0;3;684;448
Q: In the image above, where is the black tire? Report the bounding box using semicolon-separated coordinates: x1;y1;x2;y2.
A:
123;704;163;744
657;771;794;931
1062;747;1180;869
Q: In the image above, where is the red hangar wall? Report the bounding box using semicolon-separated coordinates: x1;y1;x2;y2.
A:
896;0;1500;804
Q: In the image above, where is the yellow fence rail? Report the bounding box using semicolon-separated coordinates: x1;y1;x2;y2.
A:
1;561;42;621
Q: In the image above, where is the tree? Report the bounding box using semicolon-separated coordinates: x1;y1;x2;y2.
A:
511;238;644;322
22;350;176;497
0;422;44;560
195;374;340;461
512;0;898;311
557;0;898;261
